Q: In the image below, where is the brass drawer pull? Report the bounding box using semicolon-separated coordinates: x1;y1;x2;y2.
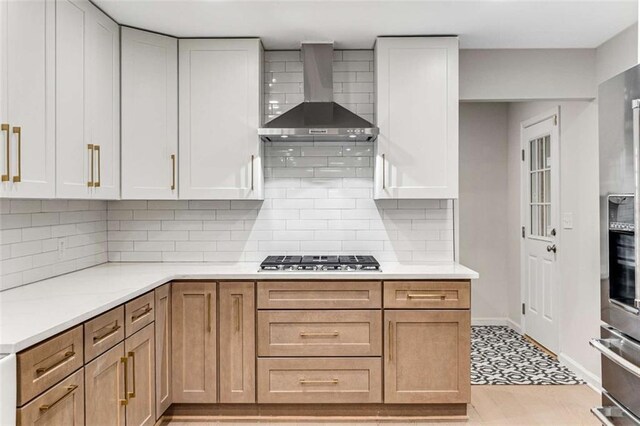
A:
207;293;212;333
39;384;78;412
35;351;76;376
131;305;152;322
120;356;128;406
1;123;8;181
87;144;94;187
94;145;101;188
299;331;339;337
299;378;339;385
12;126;21;182
407;293;447;300
170;154;176;190
388;321;393;362
127;351;136;398
92;324;121;343
250;154;254;191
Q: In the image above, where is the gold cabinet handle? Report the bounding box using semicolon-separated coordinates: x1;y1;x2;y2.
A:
87;144;94;187
388;321;393;362
39;384;78;412
2;124;9;182
299;331;339;337
250;154;255;191
36;351;76;376
171;154;176;190
92;323;121;343
299;378;339;385
127;351;136;398
207;293;212;333
381;153;386;189
131;305;152;322
234;296;240;332
11;126;20;182
94;145;101;188
120;356;128;406
407;293;447;300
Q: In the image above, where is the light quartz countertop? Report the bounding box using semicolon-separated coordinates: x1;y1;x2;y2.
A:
0;261;478;353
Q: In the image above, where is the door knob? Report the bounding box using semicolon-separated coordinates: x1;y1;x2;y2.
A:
546;244;557;253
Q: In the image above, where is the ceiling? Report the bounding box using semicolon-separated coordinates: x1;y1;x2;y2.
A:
95;0;638;50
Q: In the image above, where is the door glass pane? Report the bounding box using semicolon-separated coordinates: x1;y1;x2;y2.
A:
531;206;539;236
531;172;538;203
530;138;537;170
544;170;550;203
544;136;551;168
544;205;551;237
528;134;552;238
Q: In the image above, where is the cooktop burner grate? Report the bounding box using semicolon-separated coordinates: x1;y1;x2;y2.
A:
260;255;380;271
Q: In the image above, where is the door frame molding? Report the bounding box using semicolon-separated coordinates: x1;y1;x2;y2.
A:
519;106;561;350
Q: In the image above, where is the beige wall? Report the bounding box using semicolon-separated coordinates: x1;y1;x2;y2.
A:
459;103;510;323
596;23;638;85
460;49;597;101
506;101;601;384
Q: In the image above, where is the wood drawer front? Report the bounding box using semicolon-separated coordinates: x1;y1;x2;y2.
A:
125;292;155;337
257;358;382;404
384;281;470;309
257;281;381;309
258;310;382;357
84;306;125;363
17;326;84;406
17;368;85;426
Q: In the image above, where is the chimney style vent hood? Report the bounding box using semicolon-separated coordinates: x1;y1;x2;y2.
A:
258;43;379;142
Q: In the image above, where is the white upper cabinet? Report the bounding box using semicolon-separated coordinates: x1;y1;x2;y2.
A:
0;0;55;198
56;0;119;199
179;39;263;200
374;37;459;199
121;28;178;200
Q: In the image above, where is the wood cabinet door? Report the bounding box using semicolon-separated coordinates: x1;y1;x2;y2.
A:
178;39;263;200
0;0;55;198
384;310;470;404
125;324;155;426
172;281;217;403
374;37;459;199
219;282;255;403
85;342;126;426
55;0;91;198
121;27;178;200
86;4;119;199
154;283;172;417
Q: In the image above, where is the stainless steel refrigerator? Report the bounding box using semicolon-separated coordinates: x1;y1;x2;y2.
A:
593;63;640;425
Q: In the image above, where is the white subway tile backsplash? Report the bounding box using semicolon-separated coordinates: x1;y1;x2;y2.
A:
0;199;107;290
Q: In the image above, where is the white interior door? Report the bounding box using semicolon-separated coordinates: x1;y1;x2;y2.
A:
521;110;560;354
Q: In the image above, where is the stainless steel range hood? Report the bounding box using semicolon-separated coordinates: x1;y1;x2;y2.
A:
258;43;379;142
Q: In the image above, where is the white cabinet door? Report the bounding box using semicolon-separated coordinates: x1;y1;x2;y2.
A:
86;6;119;200
55;0;91;199
374;37;459;199
122;28;178;200
56;0;119;199
0;0;55;198
179;39;263;200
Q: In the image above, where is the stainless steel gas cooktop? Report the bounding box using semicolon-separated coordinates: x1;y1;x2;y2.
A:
259;255;380;271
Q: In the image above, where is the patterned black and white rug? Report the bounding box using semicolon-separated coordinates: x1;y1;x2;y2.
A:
471;326;585;385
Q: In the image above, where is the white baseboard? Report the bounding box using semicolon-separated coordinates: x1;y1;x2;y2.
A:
506;318;522;333
558;353;602;392
471;317;509;326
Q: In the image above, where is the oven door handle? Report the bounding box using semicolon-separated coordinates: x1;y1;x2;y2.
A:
591;391;640;426
610;298;640;316
590;337;640;379
634;99;640;310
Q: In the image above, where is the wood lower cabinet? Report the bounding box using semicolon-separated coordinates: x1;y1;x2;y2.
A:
17;369;85;426
384;310;470;404
172;281;217;403
219;282;255;403
125;324;155;426
85;342;126;426
155;284;172;417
